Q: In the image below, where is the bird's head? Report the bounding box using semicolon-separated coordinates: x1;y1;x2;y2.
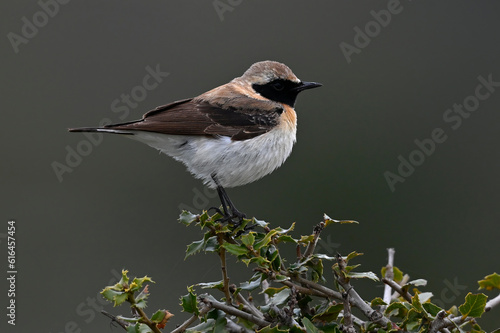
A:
238;60;322;107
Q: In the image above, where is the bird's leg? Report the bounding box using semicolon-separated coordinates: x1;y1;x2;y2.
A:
211;174;246;223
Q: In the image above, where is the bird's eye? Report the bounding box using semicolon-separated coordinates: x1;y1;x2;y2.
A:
272;82;284;91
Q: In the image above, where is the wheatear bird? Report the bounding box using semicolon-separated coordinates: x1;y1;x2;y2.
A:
69;61;321;221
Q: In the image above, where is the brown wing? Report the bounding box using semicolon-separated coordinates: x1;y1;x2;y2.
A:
105;94;283;141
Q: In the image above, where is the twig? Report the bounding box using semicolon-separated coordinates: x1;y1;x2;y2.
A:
262;278;270;304
428;310;476;333
391;274;410;301
341;290;357;333
334;254;393;328
286;269;392;327
171;303;211;333
280;280;329;298
381;248;395;311
284;272;343;301
428;309;491;333
233;288;265;319
217;235;232;305
129;293;162;333
338;311;365;328
200;296;271;327
303;222;325;259
428;309;449;333
101;310;129;330
381;278;412;303
485;292;500;312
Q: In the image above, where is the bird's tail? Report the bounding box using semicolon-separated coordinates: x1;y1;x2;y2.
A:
68;127;134;135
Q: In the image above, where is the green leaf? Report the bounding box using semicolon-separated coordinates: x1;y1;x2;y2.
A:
254;229;279;250
381;266;404;283
276;234;297;243
311;259;324;282
403;308;421;331
478;273;500;290
459;293;487;318
274;274;289;282
298;235;314;244
126;323;154;333
185;239;205;259
134;299;147;309
222;242;250;256
150;310;166;323
101;287;129;306
274;223;295;234
114;292;129;307
180;287;199;315
313;254;336;260
179;211;199;225
411;292;424;313
302;317;321;333
252;217;269;228
241;256;270;267
257;325;288;333
199;210;210;226
185;234;217;259
117;269;130;289
261;288;291;312
345;251;363;262
323;214;359;226
241;232;256;247
212;316;228;333
197;280;224;290
240;274;262;291
422;302;443;317
370;297;387;307
348;271;379;281
263;286;287;297
232;218;253;235
385;302;408;318
417;292;433;304
344;264;360;274
406;279;427;287
131;276;154;292
312;303;344;322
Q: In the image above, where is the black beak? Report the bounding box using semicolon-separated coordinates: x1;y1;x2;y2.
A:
294;81;323;92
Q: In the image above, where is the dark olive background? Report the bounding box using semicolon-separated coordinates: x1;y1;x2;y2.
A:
1;1;499;332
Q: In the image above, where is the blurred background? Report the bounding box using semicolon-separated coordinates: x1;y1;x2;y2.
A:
1;1;499;331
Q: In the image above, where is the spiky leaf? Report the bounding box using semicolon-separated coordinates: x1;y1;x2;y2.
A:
180;287;199;315
312;303;344;322
478;273;500;291
459;293;487;319
179;211;199;225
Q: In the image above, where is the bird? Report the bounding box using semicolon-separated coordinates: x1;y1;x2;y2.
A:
69;60;321;222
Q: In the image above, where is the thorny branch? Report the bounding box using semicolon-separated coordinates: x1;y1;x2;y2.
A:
341;290;356;333
171;303;211;333
334;253;393;328
217;234;232;305
200;296;271;328
382;278;412;303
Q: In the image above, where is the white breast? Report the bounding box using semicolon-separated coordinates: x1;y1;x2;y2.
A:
130;125;297;188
